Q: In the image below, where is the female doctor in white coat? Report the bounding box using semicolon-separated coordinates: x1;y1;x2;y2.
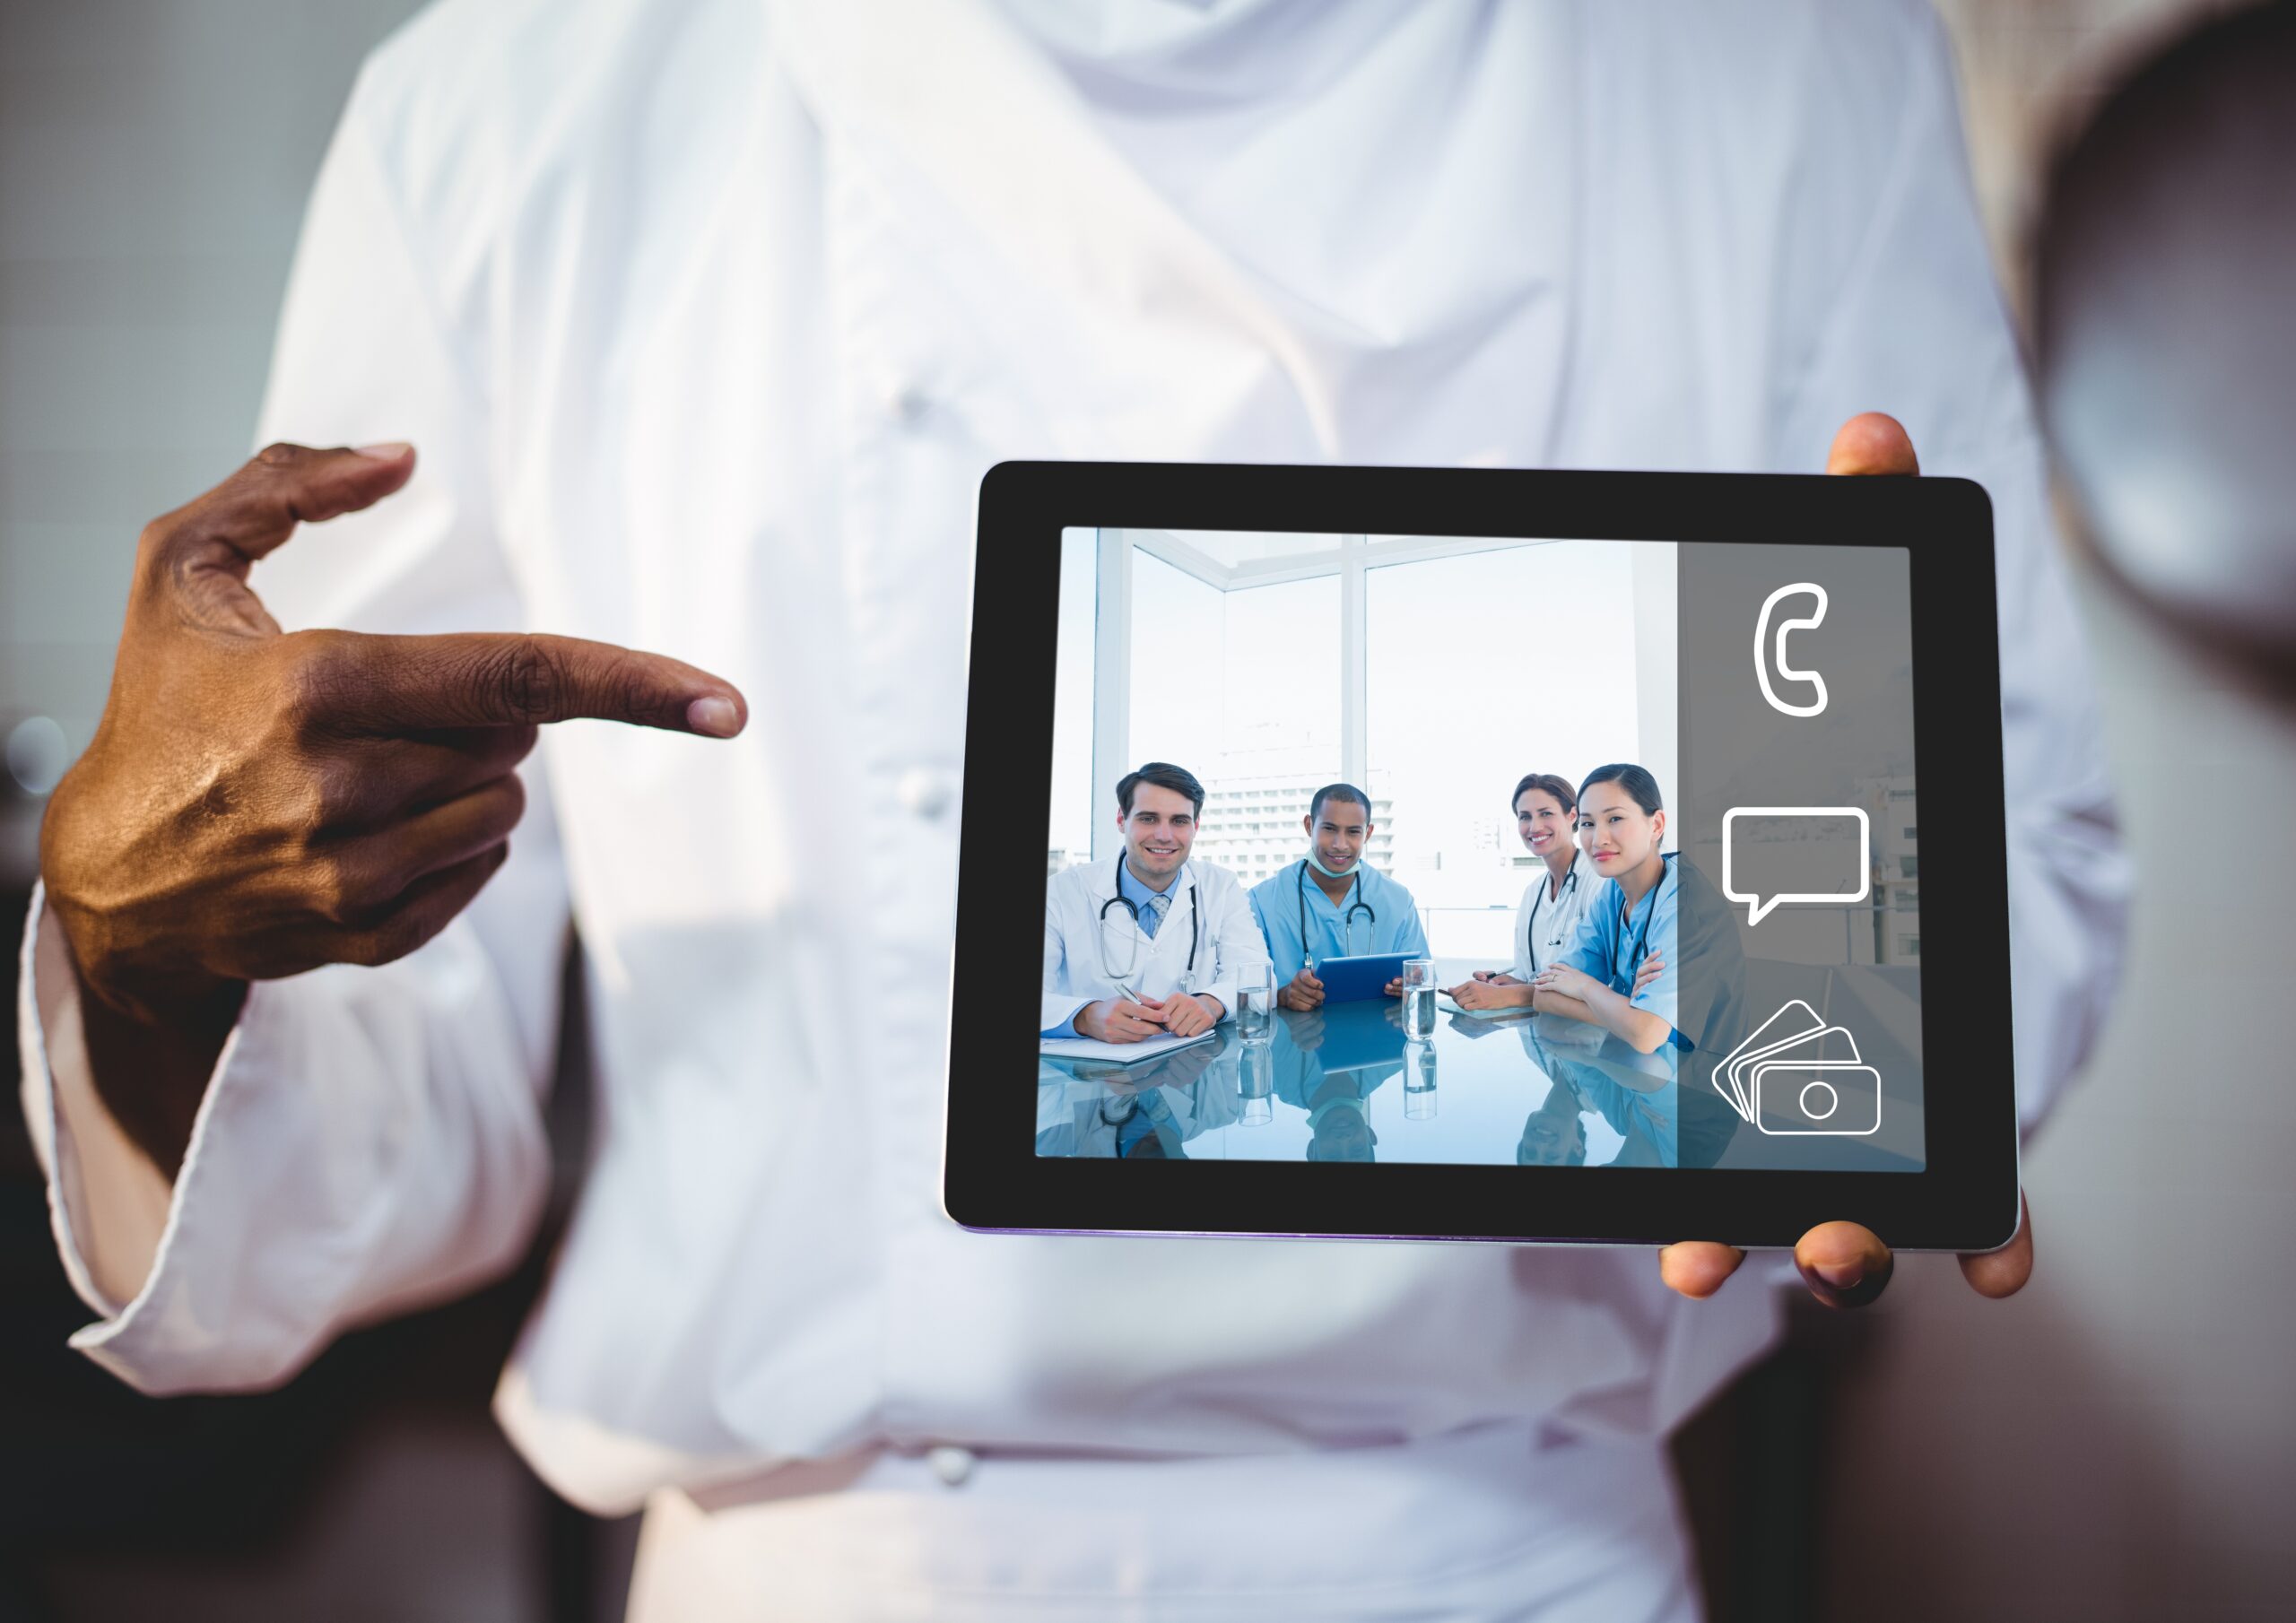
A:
1042;762;1270;1043
1452;771;1612;1011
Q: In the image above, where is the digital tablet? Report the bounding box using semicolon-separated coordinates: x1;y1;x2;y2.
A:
1312;953;1410;1003
951;462;2021;1252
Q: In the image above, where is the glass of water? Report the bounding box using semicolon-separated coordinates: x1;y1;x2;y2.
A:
1401;957;1438;1042
1236;968;1278;1046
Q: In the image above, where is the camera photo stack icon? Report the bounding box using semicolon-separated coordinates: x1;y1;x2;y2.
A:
1711;999;1882;1137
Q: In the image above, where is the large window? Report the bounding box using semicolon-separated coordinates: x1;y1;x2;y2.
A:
1126;551;1222;772
1191;574;1340;889
1049;529;1671;949
1130;551;1339;890
1366;542;1640;955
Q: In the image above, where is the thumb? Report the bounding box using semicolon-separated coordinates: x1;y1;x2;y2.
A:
135;442;420;637
1959;1191;2033;1298
158;441;420;566
1825;412;1919;476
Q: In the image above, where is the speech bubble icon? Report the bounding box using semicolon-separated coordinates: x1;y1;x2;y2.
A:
1721;806;1871;926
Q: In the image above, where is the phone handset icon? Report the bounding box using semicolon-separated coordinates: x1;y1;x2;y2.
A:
1754;582;1829;717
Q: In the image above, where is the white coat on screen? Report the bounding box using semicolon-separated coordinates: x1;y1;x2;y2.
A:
1040;858;1268;1036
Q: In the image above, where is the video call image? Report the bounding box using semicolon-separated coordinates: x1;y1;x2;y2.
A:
1038;528;1926;1171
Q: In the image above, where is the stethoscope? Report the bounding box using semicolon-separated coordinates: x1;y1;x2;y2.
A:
1606;855;1671;989
1525;855;1584;968
1296;858;1376;968
1098;864;1199;987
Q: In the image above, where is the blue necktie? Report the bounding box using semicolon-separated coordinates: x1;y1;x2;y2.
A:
1142;890;1169;939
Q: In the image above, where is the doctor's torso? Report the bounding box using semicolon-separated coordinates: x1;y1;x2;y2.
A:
246;0;1979;1490
1253;858;1422;979
1048;858;1215;1002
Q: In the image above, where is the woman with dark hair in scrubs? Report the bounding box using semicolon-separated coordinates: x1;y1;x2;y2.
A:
1532;763;1739;1055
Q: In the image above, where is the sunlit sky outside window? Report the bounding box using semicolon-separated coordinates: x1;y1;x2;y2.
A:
1130;554;1340;798
1367;542;1639;900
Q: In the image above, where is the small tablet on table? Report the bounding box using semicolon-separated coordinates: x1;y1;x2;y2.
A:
952;461;2020;1254
1312;953;1409;1003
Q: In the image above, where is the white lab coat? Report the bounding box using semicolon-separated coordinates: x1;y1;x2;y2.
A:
14;0;2128;1614
1511;851;1605;981
1040;858;1266;1035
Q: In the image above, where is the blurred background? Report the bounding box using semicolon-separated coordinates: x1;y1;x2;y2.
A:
2;2;2287;1619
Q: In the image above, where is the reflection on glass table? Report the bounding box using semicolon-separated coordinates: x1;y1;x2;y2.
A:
1035;995;1689;1166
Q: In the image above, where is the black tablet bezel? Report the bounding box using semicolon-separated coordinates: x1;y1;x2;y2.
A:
945;461;2020;1252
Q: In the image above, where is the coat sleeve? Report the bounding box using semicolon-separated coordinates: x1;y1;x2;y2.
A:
1200;872;1272;1021
1248;881;1305;983
1769;1;2130;1135
13;65;563;1394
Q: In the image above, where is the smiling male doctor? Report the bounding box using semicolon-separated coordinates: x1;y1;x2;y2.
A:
1041;762;1267;1044
1249;782;1431;1009
18;1;2121;1618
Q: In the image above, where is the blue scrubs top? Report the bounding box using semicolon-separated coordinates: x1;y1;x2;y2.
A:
1555;854;1688;1049
1248;859;1431;984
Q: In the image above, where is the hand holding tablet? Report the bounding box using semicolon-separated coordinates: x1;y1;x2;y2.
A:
1311;953;1410;1004
960;412;2027;1303
1277;966;1325;1011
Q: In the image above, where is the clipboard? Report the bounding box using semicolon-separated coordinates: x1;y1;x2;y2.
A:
1039;1028;1219;1066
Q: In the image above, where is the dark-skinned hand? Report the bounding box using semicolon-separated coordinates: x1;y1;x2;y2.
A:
39;441;747;1173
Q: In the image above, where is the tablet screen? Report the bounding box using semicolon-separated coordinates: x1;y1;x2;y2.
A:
1038;528;1924;1174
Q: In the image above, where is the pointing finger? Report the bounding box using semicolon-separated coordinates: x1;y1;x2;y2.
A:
308;629;747;735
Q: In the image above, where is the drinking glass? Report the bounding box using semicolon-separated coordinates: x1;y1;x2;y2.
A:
1401;957;1438;1042
1236;968;1278;1046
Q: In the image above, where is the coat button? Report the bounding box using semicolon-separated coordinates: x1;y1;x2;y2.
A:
926;1445;976;1487
897;766;954;820
885;383;931;423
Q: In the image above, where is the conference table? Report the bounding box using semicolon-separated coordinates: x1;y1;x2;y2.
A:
1036;983;1682;1167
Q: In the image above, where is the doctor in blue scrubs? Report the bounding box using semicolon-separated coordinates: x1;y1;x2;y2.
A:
1248;782;1431;1011
1531;763;1741;1055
